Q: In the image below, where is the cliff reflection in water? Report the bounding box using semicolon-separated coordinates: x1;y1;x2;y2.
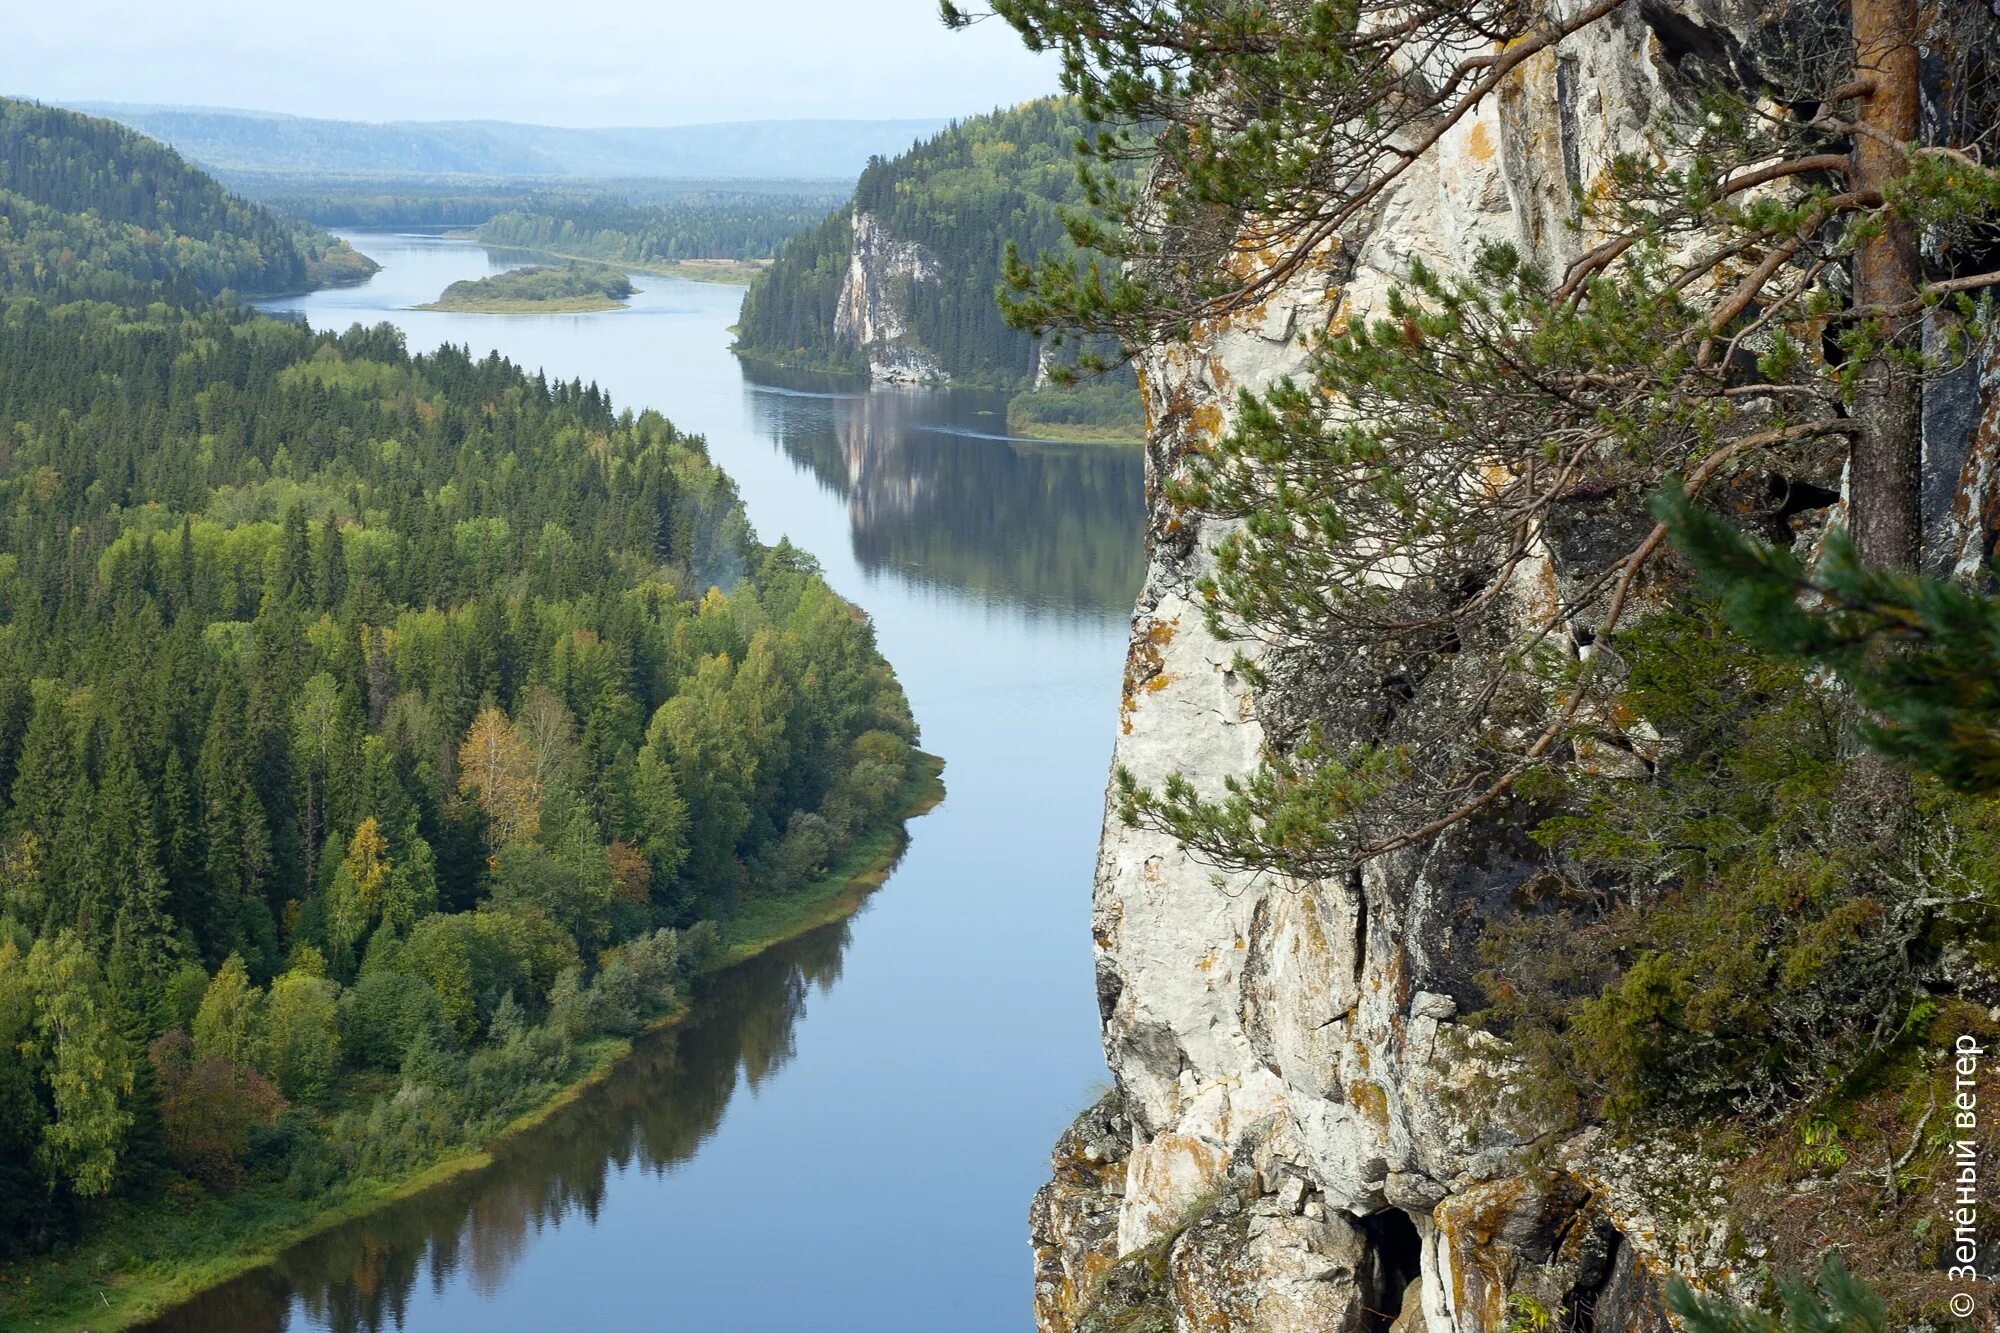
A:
743;367;1146;618
137;923;853;1333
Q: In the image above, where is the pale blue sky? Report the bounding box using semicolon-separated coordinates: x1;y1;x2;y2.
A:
3;0;1057;126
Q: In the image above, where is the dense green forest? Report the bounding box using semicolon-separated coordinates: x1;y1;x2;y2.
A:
0;99;376;301
475;191;848;267
735;99;1137;391
735;205;867;375
420;261;638;312
223;174;852;232
0;94;926;1317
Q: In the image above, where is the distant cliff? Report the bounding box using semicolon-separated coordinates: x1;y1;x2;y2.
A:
734;100;1117;390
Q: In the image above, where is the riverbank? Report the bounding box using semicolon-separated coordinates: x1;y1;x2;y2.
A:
0;753;944;1333
416;293;630;312
452;234;771;286
1005;387;1145;446
595;256;767;285
1009;421;1144;445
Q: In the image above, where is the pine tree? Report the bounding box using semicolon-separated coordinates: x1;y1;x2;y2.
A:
158;748;203;938
1659;485;2000;792
979;0;1998;872
198;675;273;970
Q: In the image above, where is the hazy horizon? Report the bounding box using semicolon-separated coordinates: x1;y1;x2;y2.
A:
0;0;1059;128
52;98;967;132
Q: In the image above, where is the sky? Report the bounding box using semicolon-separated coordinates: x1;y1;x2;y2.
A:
1;0;1059;127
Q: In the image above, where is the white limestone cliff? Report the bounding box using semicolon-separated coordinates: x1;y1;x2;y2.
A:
1030;4;2000;1329
833;209;948;384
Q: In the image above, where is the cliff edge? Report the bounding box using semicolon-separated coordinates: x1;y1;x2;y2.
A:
1032;4;2000;1329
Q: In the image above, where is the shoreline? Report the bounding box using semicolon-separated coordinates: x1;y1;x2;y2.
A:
725;349;1145;445
0;753;945;1333
457;235;771;286
414;294;631;313
1009;423;1145;446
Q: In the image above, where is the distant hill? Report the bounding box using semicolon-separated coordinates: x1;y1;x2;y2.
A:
733;99;1143;440
0;98;373;300
67;103;954;180
735;99;1138;394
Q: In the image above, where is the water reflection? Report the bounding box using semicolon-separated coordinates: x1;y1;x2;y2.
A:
140;924;854;1333
743;367;1146;618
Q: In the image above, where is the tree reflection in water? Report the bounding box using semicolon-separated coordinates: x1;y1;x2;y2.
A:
743;367;1145;619
138;922;852;1333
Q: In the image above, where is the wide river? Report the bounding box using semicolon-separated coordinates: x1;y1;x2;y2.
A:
139;235;1144;1332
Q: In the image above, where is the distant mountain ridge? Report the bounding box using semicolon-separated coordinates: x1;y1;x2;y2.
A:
64;103;954;180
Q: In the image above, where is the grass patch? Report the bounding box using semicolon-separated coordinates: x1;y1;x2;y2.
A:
468;240;771;286
1006;386;1144;446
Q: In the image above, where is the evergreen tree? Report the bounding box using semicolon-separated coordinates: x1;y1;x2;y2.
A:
11;690;74;851
96;736;177;1010
314;511;347;612
275;505;313;607
1666;1257;1885;1333
199;674;274;970
1661;485;2000;792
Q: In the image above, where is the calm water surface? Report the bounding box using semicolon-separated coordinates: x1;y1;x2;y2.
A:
138;234;1145;1332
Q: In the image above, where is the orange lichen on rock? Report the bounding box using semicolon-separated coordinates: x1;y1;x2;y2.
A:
1121;618;1179;732
1466;119;1497;163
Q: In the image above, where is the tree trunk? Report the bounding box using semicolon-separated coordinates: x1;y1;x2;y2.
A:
1847;0;1923;572
1841;0;1924;818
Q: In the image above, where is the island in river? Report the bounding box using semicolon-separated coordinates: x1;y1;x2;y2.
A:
418;259;638;311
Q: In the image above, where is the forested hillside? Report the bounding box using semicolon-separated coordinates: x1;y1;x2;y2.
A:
735;99;1132;390
474;190;847;268
0;98;928;1324
0;99;374;300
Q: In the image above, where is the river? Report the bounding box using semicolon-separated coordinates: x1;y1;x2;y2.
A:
136;234;1144;1332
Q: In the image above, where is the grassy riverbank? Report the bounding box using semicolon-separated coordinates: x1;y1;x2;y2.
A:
1008;420;1145;445
569;255;768;285
452;234;772;286
417;293;629;313
1005;386;1145;446
0;754;944;1333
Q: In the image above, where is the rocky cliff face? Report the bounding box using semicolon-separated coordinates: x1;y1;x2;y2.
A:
1031;5;2000;1331
833;210;947;384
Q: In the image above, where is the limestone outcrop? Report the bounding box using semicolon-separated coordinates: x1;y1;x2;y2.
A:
833;209;947;384
1030;3;2000;1328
